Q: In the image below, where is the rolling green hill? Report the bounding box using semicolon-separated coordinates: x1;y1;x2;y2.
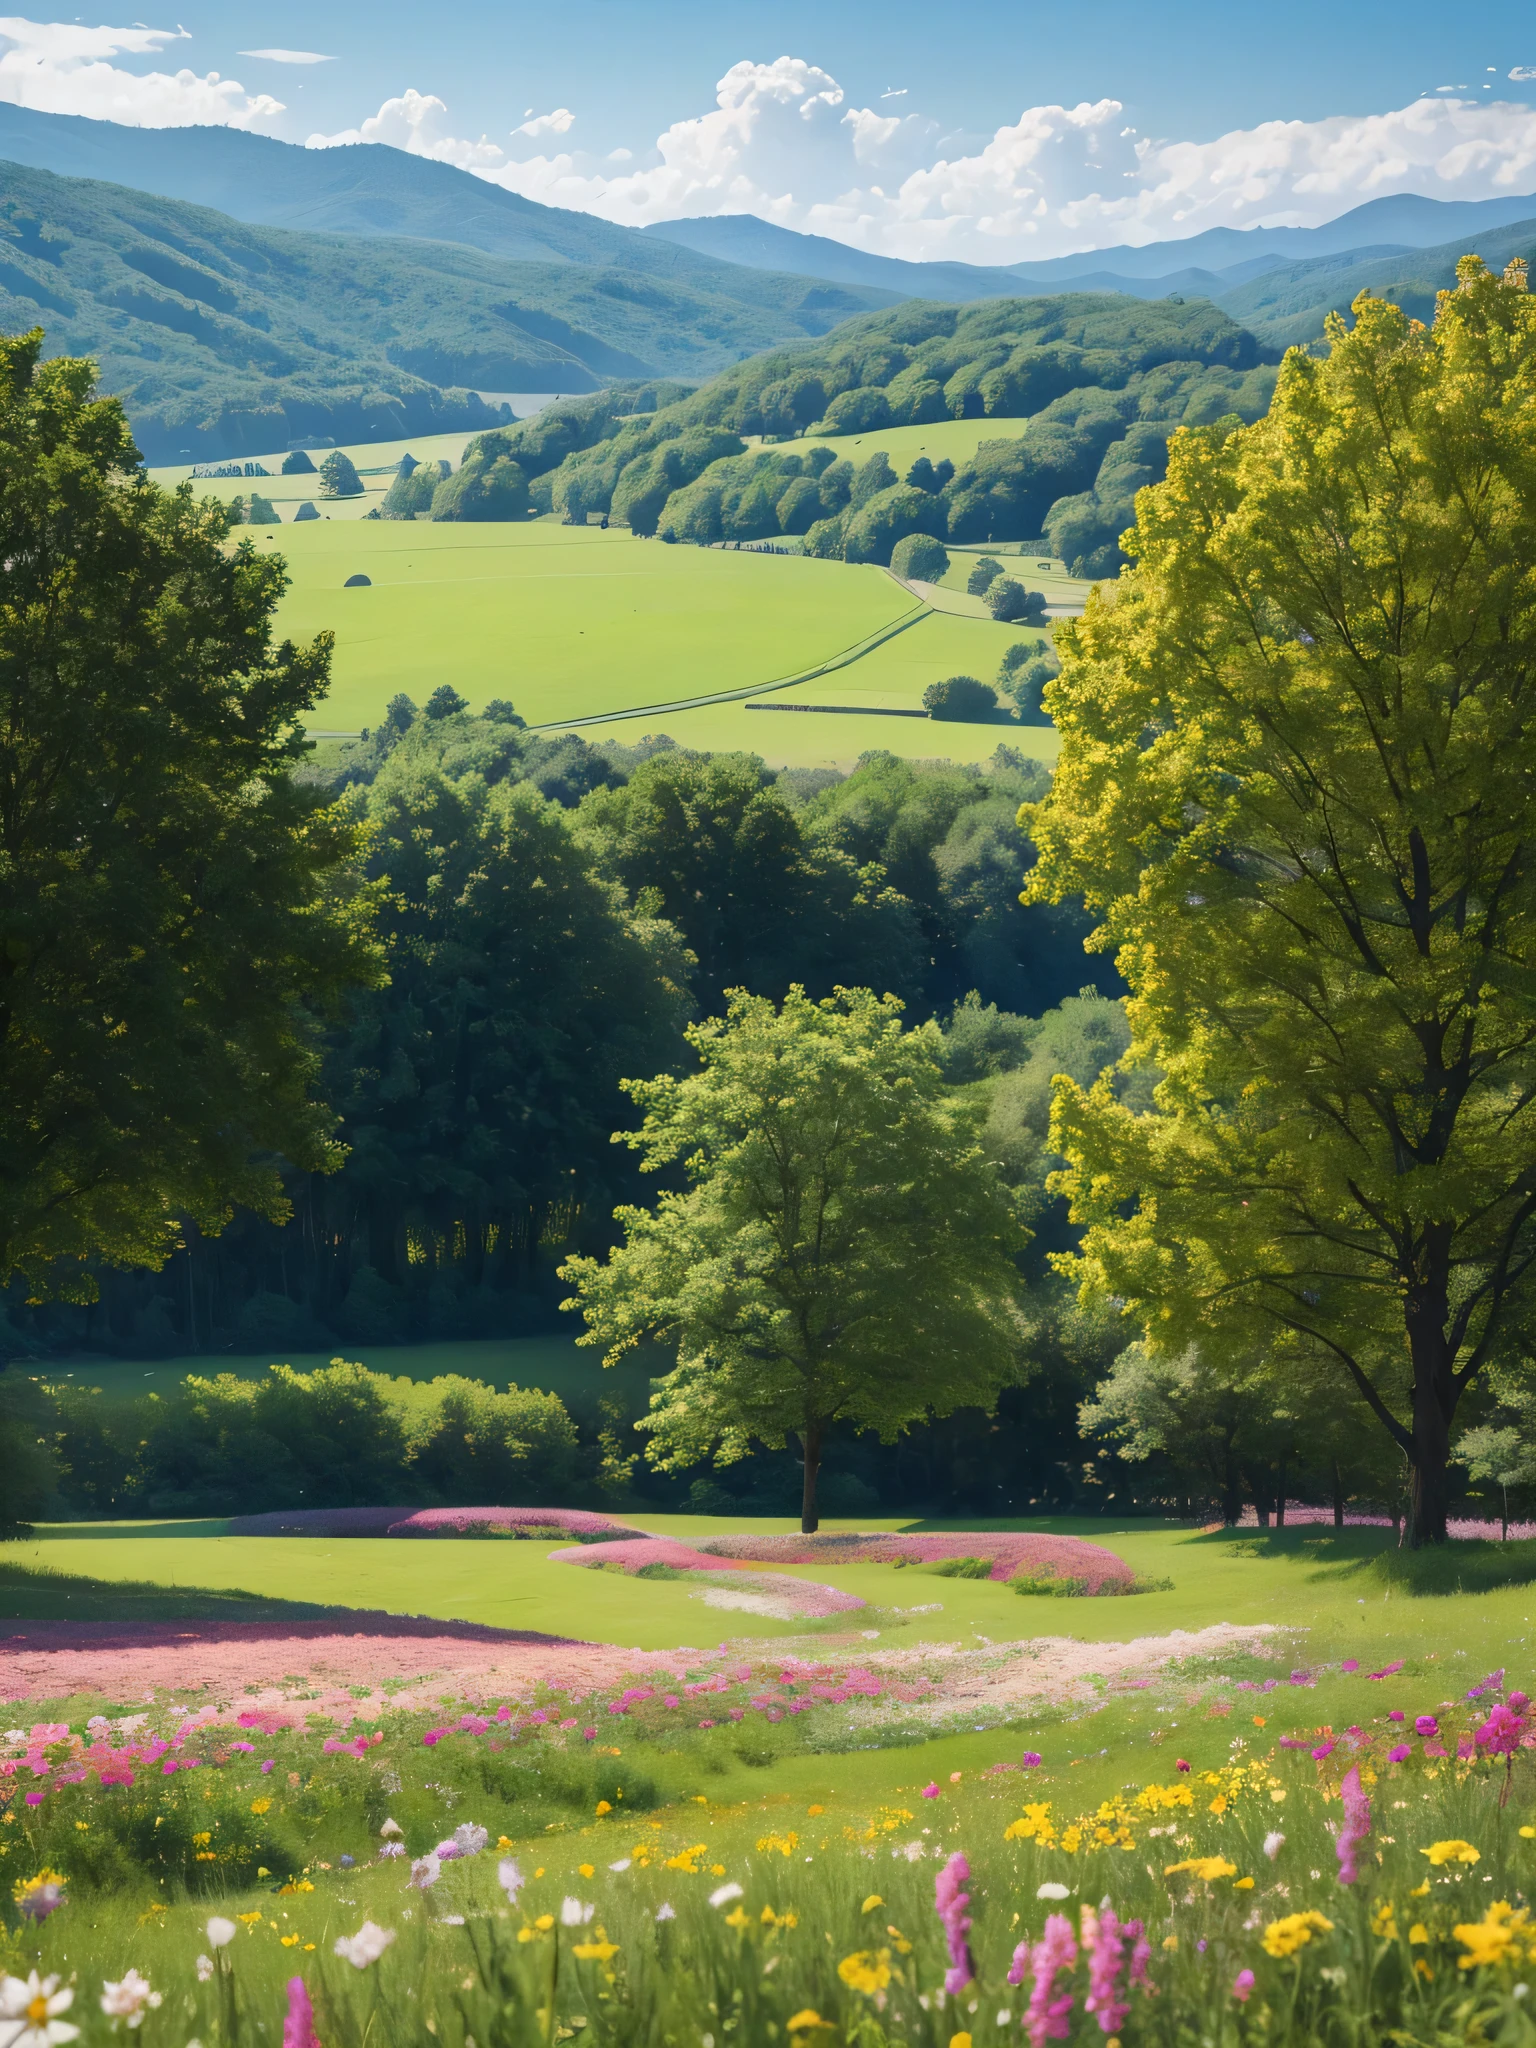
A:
0;161;894;462
1219;218;1536;347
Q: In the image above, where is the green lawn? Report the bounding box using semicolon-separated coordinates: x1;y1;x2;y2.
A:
792;419;1029;472
146;430;486;522
12;1516;1536;1672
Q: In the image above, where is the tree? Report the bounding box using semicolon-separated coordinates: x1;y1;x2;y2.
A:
246;492;279;525
281;448;316;475
1025;260;1536;1545
0;329;380;1300
986;578;1047;624
318;450;364;498
890;532;950;582
967;557;1003;597
560;987;1026;1530
432;449;530;522
424;684;469;720
923;675;1001;722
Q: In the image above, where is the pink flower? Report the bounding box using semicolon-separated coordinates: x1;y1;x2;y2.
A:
1311;1741;1336;1761
583;1728;597;1741
922;1782;940;1799
283;1977;319;2048
1341;1659;1359;1673
1026;1913;1078;2047
1415;1715;1437;1737
1367;1661;1404;1680
1335;1764;1371;1886
934;1852;975;1994
1388;1744;1411;1763
1007;1940;1031;1987
24;1791;44;1807
1232;1969;1255;2003
1511;1692;1531;1712
1388;1711;1405;1723
1084;1904;1134;2035
1475;1703;1527;1759
1175;1759;1190;1773
1021;1751;1042;1768
698;1720;715;1730
261;1760;275;1774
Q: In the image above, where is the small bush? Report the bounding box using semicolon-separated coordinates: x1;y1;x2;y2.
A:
889;532;950;582
923;674;1002;722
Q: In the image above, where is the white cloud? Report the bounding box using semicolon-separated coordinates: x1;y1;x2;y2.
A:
237;48;335;65
0;14;283;125
308;61;1536;261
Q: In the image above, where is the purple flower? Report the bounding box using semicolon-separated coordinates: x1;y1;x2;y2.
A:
1233;1969;1255;2003
1026;1913;1078;2047
1084;1905;1134;2035
1007;1939;1031;1987
934;1851;975;1994
1335;1764;1371;1886
24;1791;43;1807
283;1978;319;2048
1175;1759;1190;1773
1021;1751;1042;1768
17;1879;65;1922
583;1728;597;1741
1415;1716;1437;1738
922;1782;940;1800
261;1759;275;1774
231;1741;255;1753
1388;1744;1411;1763
1388;1710;1405;1723
1341;1660;1359;1673
1311;1741;1336;1761
1512;1692;1530;1712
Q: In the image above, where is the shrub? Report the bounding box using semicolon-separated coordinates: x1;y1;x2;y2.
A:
967;556;1004;597
319;451;364;498
281;448;316;474
986;578;1047;624
889;532;950;582
923;675;1001;722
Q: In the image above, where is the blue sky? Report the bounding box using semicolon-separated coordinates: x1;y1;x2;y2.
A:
4;1;1536;258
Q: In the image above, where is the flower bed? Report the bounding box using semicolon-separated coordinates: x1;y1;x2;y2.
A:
693;1529;1137;1591
225;1507;635;1540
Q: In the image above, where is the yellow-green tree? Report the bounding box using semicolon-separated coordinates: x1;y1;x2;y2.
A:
1024;258;1536;1546
559;987;1025;1531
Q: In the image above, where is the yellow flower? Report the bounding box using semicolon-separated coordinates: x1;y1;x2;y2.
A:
1409;1924;1429;1945
1411;1881;1431;1897
1371;1902;1398;1940
1262;1911;1335;1959
1005;1802;1057;1846
250;1799;271;1816
578;1864;595;1879
280;1935;299;1948
498;1836;513;1850
838;1949;893;1996
1422;1841;1480;1867
595;1801;612;1817
761;1906;798;1930
757;1832;800;1858
517;1928;537;1944
1235;1878;1255;1891
1455;1901;1528;1970
535;1914;554;1931
12;1870;66;1909
572;1940;619;1963
951;2035;973;2048
237;1911;263;1926
724;1908;750;1931
786;2013;832;2033
1164;1857;1237;1883
862;1895;884;1913
711;1864;726;1877
1162;1935;1178;1952
807;1805;825;1817
1060;1825;1083;1855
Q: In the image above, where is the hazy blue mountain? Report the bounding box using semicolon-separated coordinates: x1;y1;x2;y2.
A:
645;189;1536;301
0;160;894;460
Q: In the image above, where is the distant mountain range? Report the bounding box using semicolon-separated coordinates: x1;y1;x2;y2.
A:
3;101;1535;460
645;191;1536;309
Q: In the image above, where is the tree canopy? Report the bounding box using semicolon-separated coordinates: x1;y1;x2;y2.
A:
560;987;1026;1530
1026;259;1536;1544
0;330;379;1300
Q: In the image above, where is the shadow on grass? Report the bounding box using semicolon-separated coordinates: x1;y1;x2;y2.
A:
1185;1524;1536;1596
0;1560;331;1624
27;1520;233;1541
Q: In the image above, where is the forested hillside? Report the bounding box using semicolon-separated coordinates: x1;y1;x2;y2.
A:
0;162;891;460
481;295;1279;574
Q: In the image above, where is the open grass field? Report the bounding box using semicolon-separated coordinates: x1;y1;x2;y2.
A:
148;431;487;522
258;522;922;736
250;519;1084;761
792;418;1029;472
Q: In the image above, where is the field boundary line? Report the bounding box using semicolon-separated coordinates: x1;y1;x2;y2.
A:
526;590;932;732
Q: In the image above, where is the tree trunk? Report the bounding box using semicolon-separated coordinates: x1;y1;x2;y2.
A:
1332;1461;1344;1529
799;1421;823;1535
1404;1329;1454;1547
1276;1454;1288;1529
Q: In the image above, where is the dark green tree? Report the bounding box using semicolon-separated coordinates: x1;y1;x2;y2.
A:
318;450;364;498
0;329;380;1300
923;675;1001;721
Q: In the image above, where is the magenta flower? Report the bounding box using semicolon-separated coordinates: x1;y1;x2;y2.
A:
1388;1711;1405;1723
922;1782;940;1800
1127;1923;1151;1991
1415;1716;1437;1737
23;1791;43;1807
1512;1692;1531;1712
1175;1759;1190;1773
1084;1905;1133;2035
1341;1659;1359;1673
1335;1764;1371;1886
583;1728;597;1741
1232;1969;1255;2003
283;1978;319;2048
1388;1744;1411;1763
698;1719;715;1730
1475;1703;1527;1759
1026;1913;1078;2048
1007;1939;1031;1987
1021;1751;1042;1768
1366;1661;1405;1680
261;1759;275;1774
933;1852;975;1994
1311;1741;1337;1761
